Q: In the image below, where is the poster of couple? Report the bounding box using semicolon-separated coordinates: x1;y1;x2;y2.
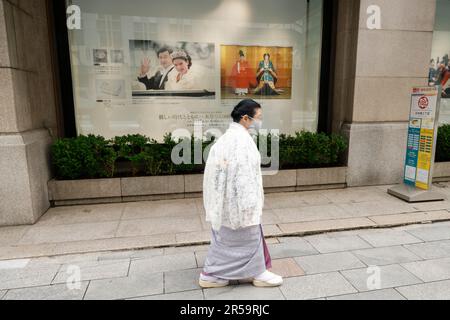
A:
130;40;216;98
129;40;293;101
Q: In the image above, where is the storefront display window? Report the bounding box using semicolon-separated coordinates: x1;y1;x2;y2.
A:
66;0;324;141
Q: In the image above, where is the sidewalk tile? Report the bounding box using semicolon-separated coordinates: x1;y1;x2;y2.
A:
304;234;372;253
52;259;130;284
98;248;164;261
274;205;352;224
0;265;61;290
262;225;283;237
370;211;450;226
18;221;120;245
294;252;365;274
261;209;282;225
0;290;5;299
2;282;89;300
163;245;209;256
204;284;285;300
337;201;417;217
195;251;207;268
267;240;318;259
0;259;30;269
37;204;124;226
352;246;422;266
410;201;450;212
269;258;305;278
175;231;211;244
280;272;357;300
84;272;164;300
402;257;450;282
0;226;30;246
396;280;450;300
321;189;388;204
278;217;376;234
341;264;422;292
129;252;197;275
265;238;280;244
121;199;198;220
264;194;309;209
404;224;450;242
164;268;202;294
128;289;204;300
327;288;405;300
28;253;102;266
358;230;423;247
116;216;202;237
404;240;450;260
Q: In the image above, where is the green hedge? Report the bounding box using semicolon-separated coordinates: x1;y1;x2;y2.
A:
436;124;450;162
51;131;349;180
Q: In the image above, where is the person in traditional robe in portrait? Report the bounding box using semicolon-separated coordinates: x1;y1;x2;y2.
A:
199;99;283;289
231;50;253;96
254;53;281;96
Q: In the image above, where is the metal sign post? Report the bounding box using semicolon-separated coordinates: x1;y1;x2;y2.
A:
388;86;445;202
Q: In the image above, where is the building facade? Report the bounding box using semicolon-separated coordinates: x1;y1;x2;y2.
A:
0;0;448;226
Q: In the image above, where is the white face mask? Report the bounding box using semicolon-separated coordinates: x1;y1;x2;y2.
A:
248;116;263;131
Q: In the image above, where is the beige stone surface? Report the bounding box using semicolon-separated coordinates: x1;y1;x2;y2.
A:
49;179;122;201
37;203;125;226
18;221;120;245
121;175;185;196
263;170;297;188
359;0;436;31
278;217;377;234
116;216;202;238
297;167;347;187
184;174;203;193
3;186;450;261
121;198;198;220
356;29;432;78
370;210;450;226
343;122;408;187
353;77;428;122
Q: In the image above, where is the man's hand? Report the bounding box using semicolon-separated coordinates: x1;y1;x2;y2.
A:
140;57;151;77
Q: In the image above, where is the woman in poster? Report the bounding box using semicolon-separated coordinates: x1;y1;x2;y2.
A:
231;50;253;96
254;53;281;95
199;99;283;289
165;50;202;91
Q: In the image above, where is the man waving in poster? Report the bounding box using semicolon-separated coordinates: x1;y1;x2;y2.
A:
137;47;175;90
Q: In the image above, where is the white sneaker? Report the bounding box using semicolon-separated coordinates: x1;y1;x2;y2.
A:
199;273;230;288
252;271;283;287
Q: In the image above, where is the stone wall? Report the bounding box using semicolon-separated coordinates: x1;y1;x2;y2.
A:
333;0;437;186
0;0;57;226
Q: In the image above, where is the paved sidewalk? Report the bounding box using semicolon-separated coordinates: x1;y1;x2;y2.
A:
1;221;450;300
2;184;450;261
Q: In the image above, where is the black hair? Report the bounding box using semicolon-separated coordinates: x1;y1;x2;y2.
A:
231;99;262;123
157;47;173;57
239;50;245;57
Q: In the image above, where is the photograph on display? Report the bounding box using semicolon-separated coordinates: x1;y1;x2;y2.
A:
429;54;450;99
110;50;125;64
129;40;216;99
93;49;108;64
221;45;293;100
